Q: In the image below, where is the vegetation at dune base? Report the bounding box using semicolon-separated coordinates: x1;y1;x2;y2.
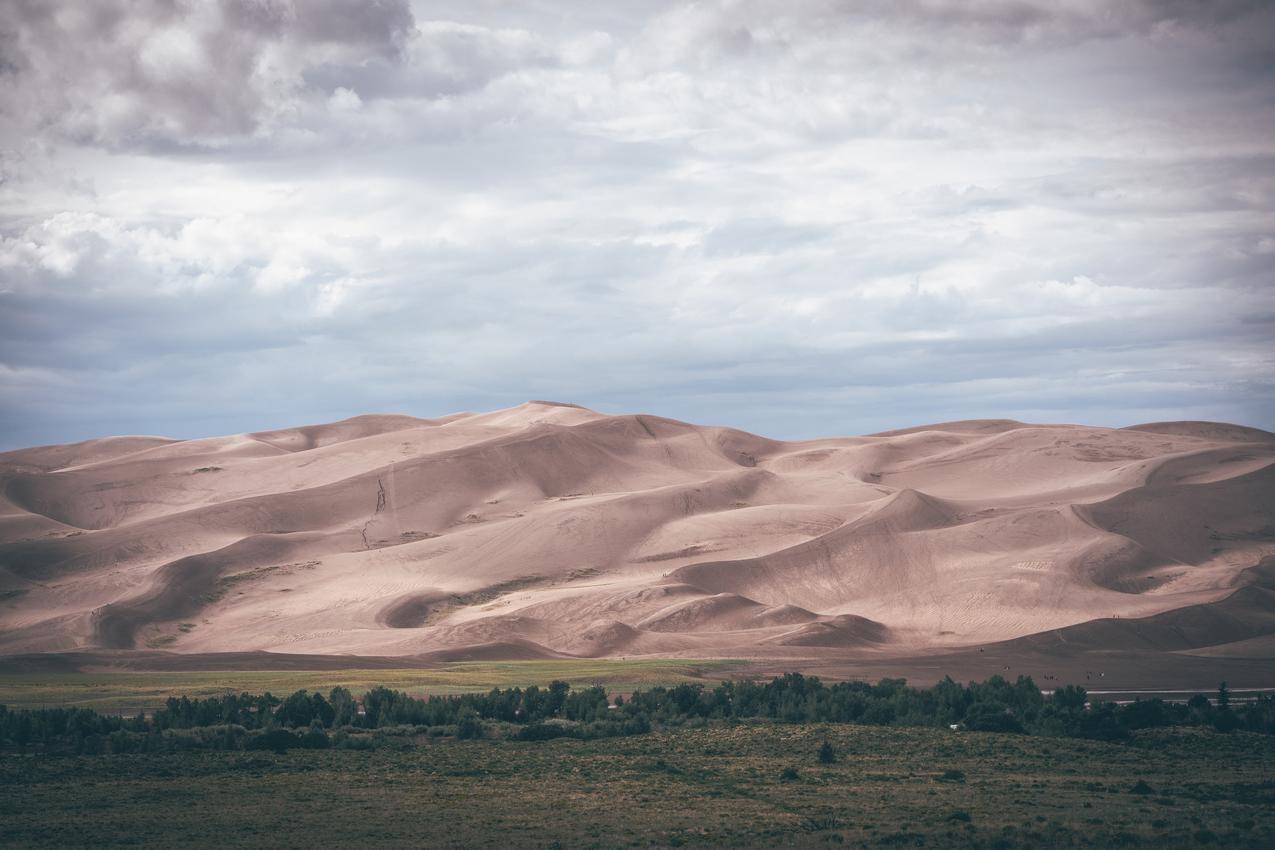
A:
3;673;1274;757
3;676;1274;846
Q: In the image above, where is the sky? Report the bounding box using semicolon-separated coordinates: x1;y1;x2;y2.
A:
1;0;1273;449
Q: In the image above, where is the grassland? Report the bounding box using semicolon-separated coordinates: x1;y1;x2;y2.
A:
3;722;1272;847
0;659;744;712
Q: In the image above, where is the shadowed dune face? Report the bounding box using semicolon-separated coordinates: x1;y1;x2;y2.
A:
1004;556;1275;655
1;401;1273;660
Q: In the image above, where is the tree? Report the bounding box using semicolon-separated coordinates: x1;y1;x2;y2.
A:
278;690;317;728
1050;685;1088;712
1118;699;1169;730
328;687;357;726
547;681;570;718
1217;682;1231;711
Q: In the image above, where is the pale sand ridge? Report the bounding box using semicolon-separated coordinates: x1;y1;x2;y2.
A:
1;402;1272;664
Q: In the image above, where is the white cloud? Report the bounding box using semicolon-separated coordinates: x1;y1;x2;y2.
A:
0;0;1273;447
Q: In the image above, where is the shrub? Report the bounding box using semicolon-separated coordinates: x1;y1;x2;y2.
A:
1118;699;1170;730
335;734;374;751
1212;711;1240;733
780;766;800;781
248;729;299;754
456;710;484;740
818;741;836;764
515;723;572;742
297;729;331;749
963;703;1025;734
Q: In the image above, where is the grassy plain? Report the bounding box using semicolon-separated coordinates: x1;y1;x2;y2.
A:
3;722;1273;848
0;659;744;712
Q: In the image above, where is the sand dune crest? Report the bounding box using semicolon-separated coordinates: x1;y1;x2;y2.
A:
1;404;1271;660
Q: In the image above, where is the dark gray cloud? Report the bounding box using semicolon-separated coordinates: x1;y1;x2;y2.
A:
0;0;1272;448
0;0;415;147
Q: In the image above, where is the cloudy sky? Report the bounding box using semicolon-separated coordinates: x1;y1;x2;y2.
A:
1;0;1273;449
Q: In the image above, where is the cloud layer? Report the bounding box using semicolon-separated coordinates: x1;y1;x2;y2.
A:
1;0;1273;447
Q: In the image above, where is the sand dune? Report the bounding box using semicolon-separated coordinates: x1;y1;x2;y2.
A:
1001;556;1275;655
1;401;1273;662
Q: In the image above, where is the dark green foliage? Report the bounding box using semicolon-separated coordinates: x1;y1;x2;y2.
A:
818;740;836;764
3;673;1274;755
963;702;1025;733
298;724;331;749
514;722;572;741
328;686;357;726
249;728;301;754
455;709;484;740
780;766;799;781
1052;685;1088;711
277;690;335;728
1213;710;1241;733
1038;687;1132;741
1118;698;1170;730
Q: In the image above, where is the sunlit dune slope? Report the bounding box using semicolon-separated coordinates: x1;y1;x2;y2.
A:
1;402;1272;660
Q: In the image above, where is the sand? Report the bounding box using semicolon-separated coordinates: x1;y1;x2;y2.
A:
1;402;1272;674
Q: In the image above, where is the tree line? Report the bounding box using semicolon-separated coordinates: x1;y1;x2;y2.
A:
2;674;1271;755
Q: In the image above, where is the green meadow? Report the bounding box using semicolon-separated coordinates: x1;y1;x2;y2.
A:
0;659;744;712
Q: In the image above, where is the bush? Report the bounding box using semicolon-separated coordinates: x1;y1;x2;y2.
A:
780;766;800;781
515;723;572;742
297;729;331;749
963;703;1024;734
248;729;299;753
1212;711;1240;733
818;741;836;764
456;710;484;740
1119;699;1170;730
334;733;374;751
369;729;414;751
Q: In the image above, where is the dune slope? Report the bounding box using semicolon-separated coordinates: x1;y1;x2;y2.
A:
1;403;1272;661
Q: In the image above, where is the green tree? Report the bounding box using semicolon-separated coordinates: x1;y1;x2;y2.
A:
547;681;570;717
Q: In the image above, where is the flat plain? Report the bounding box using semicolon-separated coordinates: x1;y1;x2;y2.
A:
3;722;1272;848
0;659;742;712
